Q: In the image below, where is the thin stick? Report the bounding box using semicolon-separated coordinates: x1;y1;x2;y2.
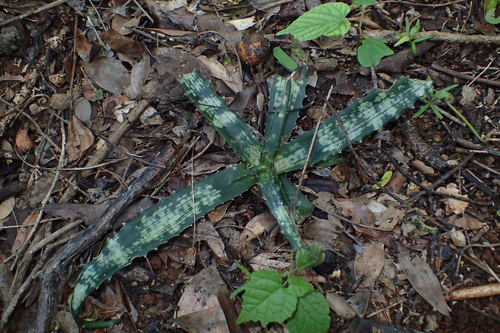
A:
365;30;500;46
382;0;466;7
431;64;500;88
0;0;69;28
468;60;494;87
292;84;334;211
11;118;66;272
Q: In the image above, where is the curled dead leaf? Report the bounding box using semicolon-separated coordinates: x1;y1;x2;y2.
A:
67;116;94;161
437;183;469;215
15;128;35;153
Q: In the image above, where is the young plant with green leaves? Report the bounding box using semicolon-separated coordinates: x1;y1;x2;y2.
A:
70;68;432;328
394;18;435;54
484;0;500;24
232;246;329;333
414;84;484;142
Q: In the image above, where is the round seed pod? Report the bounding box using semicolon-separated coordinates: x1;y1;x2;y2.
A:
237;33;270;66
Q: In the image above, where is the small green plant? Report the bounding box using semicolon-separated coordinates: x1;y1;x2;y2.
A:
484;0;500;24
69;68;431;327
357;38;394;67
414;84;484;142
231;246;330;333
394;18;435;54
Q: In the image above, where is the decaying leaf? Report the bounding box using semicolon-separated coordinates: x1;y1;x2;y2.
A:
175;265;230;333
303;217;340;249
450;215;486;230
437;183;469;215
101;29;144;60
12;211;37;254
207;201;231;223
67;116;94;161
15;128;35;153
354;242;385;288
195;220;228;262
75;36;96;63
83;58;130;94
197;55;243;93
0;197;15;221
398;246;450;316
239;213;276;245
326;292;357;319
249;252;291;272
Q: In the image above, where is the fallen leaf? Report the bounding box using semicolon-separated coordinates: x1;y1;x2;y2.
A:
398;246;450;316
175;265;230;333
228;16;256;30
50;93;72;110
67;116;94;161
83;58;130;94
326;293;357;319
101;29;144;60
126;55;150;99
195;220;228;262
75;36;96;62
74;97;92;123
55;310;79;333
249;252;291;272
450;215;486;230
15;128;35;153
450;228;466;247
161;245;196;266
140;106;164;126
375;205;404;231
303;217;340;249
43;203;108;226
207;201;231;223
12;211;37;254
239;213;276;245
0;197;15;221
437;183;469;215
354;242;385;288
197;55;243;93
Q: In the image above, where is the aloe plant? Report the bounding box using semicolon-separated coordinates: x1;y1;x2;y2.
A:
70;69;432;327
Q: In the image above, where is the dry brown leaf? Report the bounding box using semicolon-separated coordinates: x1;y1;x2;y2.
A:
75;36;97;63
326;293;357;319
354;242;385;288
249;252;291;272
126;55;150;99
175;265;230;333
195;220;228;262
239;213;276;245
67;116;94;161
12;211;37;254
15;128;35;153
303;217;340;249
375;205;404;231
101;29;144;60
398;246;450;316
207;201;231;223
450;215;486;230
437;183;469;215
0;197;15;221
83;58;130;94
197;55;243;93
450;228;466;247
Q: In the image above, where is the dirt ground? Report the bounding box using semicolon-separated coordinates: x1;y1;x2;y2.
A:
0;0;498;332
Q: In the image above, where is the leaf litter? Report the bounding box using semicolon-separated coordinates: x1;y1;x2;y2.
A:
0;0;498;332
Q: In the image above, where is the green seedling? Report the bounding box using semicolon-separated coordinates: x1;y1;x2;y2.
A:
273;47;298;72
69;68;431;328
394;18;435;54
484;0;500;24
231;246;330;333
414;84;484;142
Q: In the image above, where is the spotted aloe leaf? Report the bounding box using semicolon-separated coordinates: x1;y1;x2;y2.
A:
273;77;433;173
180;72;262;166
71;69;431;327
71;164;258;327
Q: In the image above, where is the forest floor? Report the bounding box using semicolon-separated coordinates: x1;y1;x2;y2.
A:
0;0;498;332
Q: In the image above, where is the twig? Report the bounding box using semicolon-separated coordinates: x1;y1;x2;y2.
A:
467;60;494;87
365;30;500;46
11;118;66;274
0;0;69;28
431;64;500;88
292;84;334;211
32;146;176;332
15;151;129;171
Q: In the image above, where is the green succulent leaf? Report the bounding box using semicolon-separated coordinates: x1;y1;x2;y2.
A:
258;172;304;251
357;38;394;67
485;0;500;24
273;47;298;72
295;246;325;270
279;175;314;224
286;291;331;333
274;78;433;174
71;164;258;326
179;72;262;166
234;270;297;326
276;3;351;41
